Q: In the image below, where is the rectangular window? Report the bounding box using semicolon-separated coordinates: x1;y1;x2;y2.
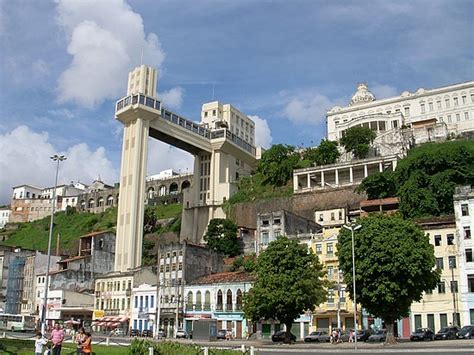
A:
393;120;399;128
414;314;422;329
429;102;434;111
468;275;474;293
327;266;334;277
261;232;269;245
134;296;138;308
438;282;446;294
327;243;334;255
427;314;435;331
440;313;448;328
145;296;148;308
436;257;444;270
447;234;454;245
420;103;425;114
456;113;461;121
403;107;410;116
451;281;458;293
437;101;442;109
318;214;324;222
150;295;154;308
331;212;335;221
454;97;459;106
461;204;469;216
434;235;441;246
140;296;143;308
316;244;322;254
448;256;456;269
262;220;269;226
274;218;281;224
471;94;474;103
448;115;452;123
327;289;334;304
445;99;450;108
462;96;467;104
465;112;470;120
466;248;473;262
464;226;471;239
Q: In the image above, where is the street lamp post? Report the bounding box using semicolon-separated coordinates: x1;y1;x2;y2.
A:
41;154;66;334
448;257;458;326
343;223;361;350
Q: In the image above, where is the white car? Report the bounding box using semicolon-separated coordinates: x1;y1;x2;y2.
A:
176;329;189;339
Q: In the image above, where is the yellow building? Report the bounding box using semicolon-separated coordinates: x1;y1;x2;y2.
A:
311;208;360;332
411;216;462;332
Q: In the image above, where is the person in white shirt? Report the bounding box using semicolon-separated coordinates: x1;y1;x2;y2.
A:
35;332;48;355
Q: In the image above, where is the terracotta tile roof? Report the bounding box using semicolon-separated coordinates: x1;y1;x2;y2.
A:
360;197;399;207
188;271;254;285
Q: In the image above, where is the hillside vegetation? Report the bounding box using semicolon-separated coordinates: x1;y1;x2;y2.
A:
1;203;182;255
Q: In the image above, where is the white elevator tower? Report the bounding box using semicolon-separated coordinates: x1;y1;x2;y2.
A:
114;65;258;272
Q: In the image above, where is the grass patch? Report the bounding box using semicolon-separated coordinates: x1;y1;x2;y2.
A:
0;338;244;355
1;204;182;254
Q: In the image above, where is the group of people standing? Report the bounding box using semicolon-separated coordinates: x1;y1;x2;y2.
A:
34;324;92;355
330;328;355;344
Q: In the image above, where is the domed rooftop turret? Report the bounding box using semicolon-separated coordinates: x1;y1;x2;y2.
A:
349;83;375;106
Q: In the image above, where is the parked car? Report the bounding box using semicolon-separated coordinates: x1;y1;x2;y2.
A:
304;331;330;342
176;329;189;339
410;328;434;341
111;328;125;336
271;330;297;342
457;325;474;339
141;329;153;338
356;329;373;342
129;329;139;337
217;329;227;340
367;329;387;342
157;329;166;339
434;326;459;340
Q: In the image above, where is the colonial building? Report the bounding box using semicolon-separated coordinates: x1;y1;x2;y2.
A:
411;216;462;333
453;185;474;325
256;210;322;254
327;81;474;157
0;207;11;229
184;271;253;339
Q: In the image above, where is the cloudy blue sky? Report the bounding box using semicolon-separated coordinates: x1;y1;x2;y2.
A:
0;0;472;204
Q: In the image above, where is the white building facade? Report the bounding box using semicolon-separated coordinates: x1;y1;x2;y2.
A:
327;81;474;158
454;185;474;326
0;207;10;229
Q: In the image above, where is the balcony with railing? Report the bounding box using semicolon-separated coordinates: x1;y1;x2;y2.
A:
185;303;211;312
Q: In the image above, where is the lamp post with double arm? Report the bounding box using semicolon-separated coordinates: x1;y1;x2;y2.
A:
41;154;66;334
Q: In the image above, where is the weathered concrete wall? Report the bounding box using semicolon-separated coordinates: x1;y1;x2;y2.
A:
234;186;365;228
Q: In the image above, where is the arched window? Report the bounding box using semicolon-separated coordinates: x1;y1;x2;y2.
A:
226;289;233;311
158;185;167;196
98;197;104;207
186;291;193;311
147;187;155;199
106;195;114;206
80;200;86;210
169;183;179;195
217;290;223;311
196;291;202;311
88;199;95;209
204;290;211;311
181;180;190;190
236;289;243;310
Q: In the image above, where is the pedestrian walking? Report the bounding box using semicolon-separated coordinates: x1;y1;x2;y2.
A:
349;329;354;342
35;332;48;355
75;327;86;355
50;323;65;355
82;332;92;355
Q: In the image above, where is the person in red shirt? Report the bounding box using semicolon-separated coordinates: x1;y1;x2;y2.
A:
82;332;92;354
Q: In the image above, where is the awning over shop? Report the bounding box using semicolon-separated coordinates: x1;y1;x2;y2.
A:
91;316;129;327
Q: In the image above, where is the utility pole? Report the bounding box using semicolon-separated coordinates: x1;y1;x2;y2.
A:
337;269;341;330
449;258;458;326
154;245;162;337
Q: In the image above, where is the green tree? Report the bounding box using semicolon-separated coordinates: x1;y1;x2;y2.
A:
143;206;158;233
304;139;340;166
356;171;397;199
204;218;240;257
243;236;327;343
258;144;300;187
337;215;439;342
340;126;376;159
395;140;474;218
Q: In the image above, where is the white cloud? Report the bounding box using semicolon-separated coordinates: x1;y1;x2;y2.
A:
55;0;165;108
249;115;272;148
146;139;194;176
0;126;118;205
371;84;398;100
282;92;337;125
160;87;184;110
